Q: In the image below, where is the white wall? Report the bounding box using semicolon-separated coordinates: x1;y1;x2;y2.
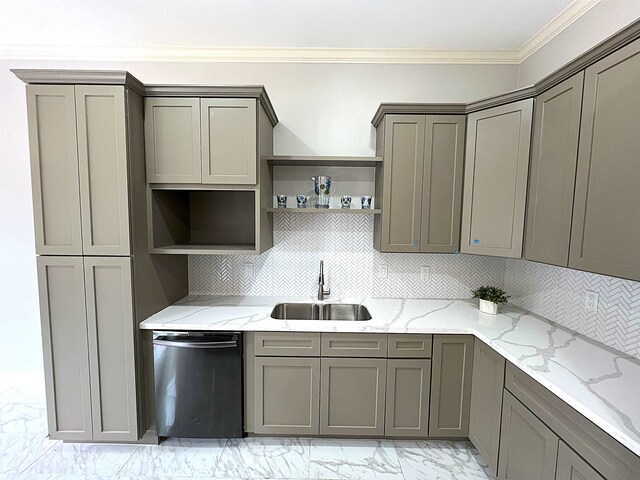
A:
518;0;640;86
0;59;518;372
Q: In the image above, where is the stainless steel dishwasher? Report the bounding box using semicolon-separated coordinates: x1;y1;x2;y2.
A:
153;331;243;438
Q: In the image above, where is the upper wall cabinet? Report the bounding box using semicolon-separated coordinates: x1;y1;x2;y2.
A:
461;99;533;258
525;73;584;267
569;39;640;281
375;114;465;253
145;98;258;185
27;85;131;256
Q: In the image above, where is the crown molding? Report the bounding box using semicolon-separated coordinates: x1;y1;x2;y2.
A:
10;68;145;95
0;44;522;64
518;0;602;62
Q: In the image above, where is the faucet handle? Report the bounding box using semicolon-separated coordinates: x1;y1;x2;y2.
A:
323;287;331;298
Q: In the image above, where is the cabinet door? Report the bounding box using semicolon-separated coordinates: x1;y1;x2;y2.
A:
144;98;201;183
429;335;474;437
320;358;387;436
569;40;640;281
36;256;92;441
254;357;320;435
76;86;130;255
525;74;583;267
498;390;558;480
27;85;82;255
381;115;425;252
556;442;604;480
201;98;257;184
461;99;533;258
469;340;506;475
84;257;138;441
385;359;431;437
420;115;465;253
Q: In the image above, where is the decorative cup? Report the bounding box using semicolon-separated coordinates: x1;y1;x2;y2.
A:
276;194;288;208
361;195;372;209
341;195;352;209
312;175;333;209
296;194;308;208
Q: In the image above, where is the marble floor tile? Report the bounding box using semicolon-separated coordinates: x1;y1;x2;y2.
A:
214;436;310;479
0;402;48;433
0;372;47;404
26;442;140;476
309;438;403;480
0;433;59;476
394;440;495;480
118;438;227;477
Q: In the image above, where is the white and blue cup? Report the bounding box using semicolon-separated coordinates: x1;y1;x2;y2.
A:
341;195;352;209
361;195;372;209
312;175;333;209
296;194;308;208
276;194;287;208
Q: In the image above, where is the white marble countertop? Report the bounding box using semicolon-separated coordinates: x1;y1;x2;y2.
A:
141;295;640;457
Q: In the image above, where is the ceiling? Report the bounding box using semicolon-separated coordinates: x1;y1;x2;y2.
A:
0;0;601;63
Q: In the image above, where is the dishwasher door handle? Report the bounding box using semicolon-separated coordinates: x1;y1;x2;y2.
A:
153;336;239;349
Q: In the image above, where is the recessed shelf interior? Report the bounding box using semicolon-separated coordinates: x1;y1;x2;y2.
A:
151;189;256;252
272;165;377;209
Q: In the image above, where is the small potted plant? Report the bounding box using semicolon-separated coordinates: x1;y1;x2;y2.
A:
471;286;509;315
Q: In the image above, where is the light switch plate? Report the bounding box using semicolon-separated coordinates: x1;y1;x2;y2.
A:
420;266;430;281
377;265;388;279
244;262;254;279
585;291;599;313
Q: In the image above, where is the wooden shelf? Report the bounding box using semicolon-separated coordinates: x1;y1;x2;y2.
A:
151;244;257;255
265;155;382;167
266;207;381;214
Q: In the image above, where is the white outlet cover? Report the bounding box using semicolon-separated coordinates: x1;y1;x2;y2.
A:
420;266;430;281
377;265;388;279
585;290;599;313
244;262;254;279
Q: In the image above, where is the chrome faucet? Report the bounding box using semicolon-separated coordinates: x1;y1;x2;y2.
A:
317;260;331;301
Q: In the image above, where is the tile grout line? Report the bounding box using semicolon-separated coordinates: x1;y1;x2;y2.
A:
212;438;230;477
15;433;61;475
114;444;141;476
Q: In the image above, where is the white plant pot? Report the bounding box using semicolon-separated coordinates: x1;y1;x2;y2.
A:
479;299;498;315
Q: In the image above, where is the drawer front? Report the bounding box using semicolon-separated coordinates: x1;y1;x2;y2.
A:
321;333;388;358
254;332;321;357
388;334;433;358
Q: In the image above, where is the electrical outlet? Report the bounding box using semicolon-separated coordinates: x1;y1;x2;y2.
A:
244;262;254;279
585;291;599;313
420;266;430;281
377;265;388;279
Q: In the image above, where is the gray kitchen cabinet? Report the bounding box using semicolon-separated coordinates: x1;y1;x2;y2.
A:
524;73;583;267
254;332;321;357
385;359;431;437
37;256;139;442
376;114;465;253
144;98;201;184
469;340;506;475
27;85;83;255
461;99;533;258
201;98;257;184
36;256;93;441
320;357;387;436
84;257;138;441
254;356;321;435
556;442;604;480
429;335;474;437
76;86;131;256
569;39;640;281
321;333;388;357
498;390;559;480
388;334;432;358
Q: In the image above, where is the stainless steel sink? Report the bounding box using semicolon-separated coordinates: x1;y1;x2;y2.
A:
270;302;372;321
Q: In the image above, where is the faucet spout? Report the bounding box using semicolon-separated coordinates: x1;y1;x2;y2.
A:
317;260;330;301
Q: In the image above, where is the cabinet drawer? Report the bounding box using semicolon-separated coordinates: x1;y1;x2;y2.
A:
254;332;320;357
388;334;432;358
321;333;388;357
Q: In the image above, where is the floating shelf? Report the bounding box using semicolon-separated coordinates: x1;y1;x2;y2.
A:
150;244;258;255
266;207;381;214
265;155;382;167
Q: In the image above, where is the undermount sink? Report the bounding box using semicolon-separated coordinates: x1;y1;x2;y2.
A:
270;302;372;321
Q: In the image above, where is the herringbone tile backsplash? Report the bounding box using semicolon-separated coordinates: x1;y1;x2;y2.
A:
504;259;640;359
189;213;506;299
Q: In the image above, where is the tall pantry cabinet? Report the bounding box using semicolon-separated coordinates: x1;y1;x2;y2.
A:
23;78;187;442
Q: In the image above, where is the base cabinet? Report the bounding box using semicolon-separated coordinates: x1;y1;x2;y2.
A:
556;442;604;480
254;357;320;435
320;358;387;436
469;340;505;475
498;390;559;480
429;335;474;437
385;359;431;437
